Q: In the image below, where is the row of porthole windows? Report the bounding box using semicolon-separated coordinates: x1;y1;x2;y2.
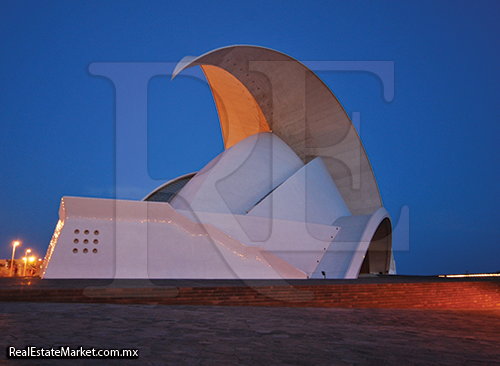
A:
74;229;99;236
74;238;98;244
73;248;97;254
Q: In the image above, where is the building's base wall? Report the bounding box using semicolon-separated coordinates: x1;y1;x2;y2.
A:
42;197;307;279
42;197;393;280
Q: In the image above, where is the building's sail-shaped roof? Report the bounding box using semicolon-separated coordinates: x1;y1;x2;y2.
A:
173;45;382;215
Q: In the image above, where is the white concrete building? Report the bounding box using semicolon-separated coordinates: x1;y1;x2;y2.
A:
42;46;395;279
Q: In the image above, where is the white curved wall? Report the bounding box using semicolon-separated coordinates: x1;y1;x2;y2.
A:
170;132;303;216
310;207;392;279
247;157;351;225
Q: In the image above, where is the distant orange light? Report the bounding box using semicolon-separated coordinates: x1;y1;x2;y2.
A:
439;273;500;278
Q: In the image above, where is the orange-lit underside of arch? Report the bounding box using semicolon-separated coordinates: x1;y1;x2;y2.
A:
200;65;270;149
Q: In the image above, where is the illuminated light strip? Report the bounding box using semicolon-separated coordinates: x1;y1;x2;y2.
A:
438;273;500;278
41;219;65;278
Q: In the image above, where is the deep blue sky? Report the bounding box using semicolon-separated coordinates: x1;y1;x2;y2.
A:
1;1;499;275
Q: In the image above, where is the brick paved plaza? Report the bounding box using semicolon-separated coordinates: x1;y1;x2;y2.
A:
1;277;499;365
1;302;500;365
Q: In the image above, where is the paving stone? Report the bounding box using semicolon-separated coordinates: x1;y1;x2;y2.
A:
3;302;498;365
1;276;500;365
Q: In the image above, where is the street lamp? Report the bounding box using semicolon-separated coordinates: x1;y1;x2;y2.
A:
29;256;35;276
10;241;20;277
23;249;31;277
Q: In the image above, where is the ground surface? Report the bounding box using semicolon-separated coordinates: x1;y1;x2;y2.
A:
1;302;499;365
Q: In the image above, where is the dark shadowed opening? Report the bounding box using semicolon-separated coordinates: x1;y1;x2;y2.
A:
144;173;196;203
360;218;392;274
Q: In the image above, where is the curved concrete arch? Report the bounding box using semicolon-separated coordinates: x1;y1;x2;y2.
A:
346;207;392;278
173;45;382;215
201;65;270;149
